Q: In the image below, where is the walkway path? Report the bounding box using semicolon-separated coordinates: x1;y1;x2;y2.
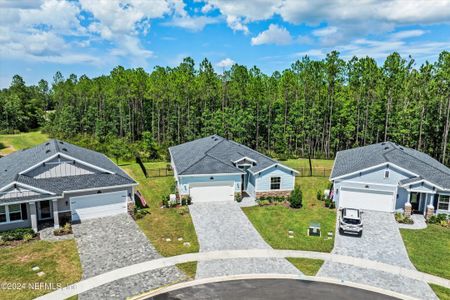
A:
36;249;450;300
189;201;301;278
72;214;185;299
318;211;437;300
397;214;427;230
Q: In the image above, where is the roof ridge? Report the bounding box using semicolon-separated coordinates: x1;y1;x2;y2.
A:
226;139;276;163
393;147;450;176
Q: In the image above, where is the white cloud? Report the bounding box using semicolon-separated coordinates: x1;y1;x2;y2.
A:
251;24;292;45
163;16;219;31
390;29;426;40
312;26;337;37
216;58;235;68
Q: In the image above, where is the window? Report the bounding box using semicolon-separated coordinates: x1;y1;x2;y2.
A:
8;204;22;221
384;170;389;178
270;177;281;190
438;195;450;211
0;206;6;223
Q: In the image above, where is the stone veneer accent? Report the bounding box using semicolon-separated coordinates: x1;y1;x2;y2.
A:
256;190;291;199
404;202;412;217
425;205;434;220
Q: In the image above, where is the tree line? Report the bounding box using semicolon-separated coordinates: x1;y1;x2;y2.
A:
1;51;449;165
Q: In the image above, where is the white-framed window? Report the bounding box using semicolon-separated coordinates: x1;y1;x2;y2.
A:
0;206;6;223
270;177;281;190
438;195;450;211
0;204;23;223
9;204;22;221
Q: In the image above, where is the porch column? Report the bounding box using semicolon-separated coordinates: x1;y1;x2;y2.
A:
52;199;59;229
29;202;38;233
404;191;412;217
426;194;435;220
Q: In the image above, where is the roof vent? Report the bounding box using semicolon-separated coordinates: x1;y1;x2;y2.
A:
59;141;64;144
62;148;68;152
381;142;386;146
384;146;389;150
400;147;404;150
45;142;50;146
45;149;51;154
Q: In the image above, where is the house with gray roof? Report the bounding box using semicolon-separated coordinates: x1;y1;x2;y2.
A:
330;142;450;217
169;135;298;202
0;140;137;232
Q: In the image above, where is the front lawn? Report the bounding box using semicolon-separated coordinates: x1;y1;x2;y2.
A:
0;240;82;300
122;162;199;257
400;225;450;279
243;177;336;252
287;258;324;276
283;158;334;170
0;131;48;156
431;284;450;300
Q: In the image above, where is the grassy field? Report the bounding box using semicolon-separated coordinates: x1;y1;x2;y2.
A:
400;225;450;280
243;177;336;252
122;163;199;276
283;158;334;170
0;131;49;156
0;240;82;300
431;284;450;300
287;258;324;276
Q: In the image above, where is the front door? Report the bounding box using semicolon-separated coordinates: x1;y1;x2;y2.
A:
410;192;420;213
38;200;52;220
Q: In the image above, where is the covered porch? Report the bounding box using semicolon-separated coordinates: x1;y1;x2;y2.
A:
30;198;68;232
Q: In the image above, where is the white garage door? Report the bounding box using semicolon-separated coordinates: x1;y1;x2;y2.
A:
190;181;234;203
339;187;394;212
70;190;127;221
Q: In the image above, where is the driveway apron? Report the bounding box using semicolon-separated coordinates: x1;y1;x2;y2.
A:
73;214;186;299
189;201;301;279
317;211;437;300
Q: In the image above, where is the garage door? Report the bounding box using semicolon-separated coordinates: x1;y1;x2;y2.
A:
70;190;127;221
190;181;234;203
339;187;394;212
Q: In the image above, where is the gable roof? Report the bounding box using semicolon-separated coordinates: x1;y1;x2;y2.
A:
0;140;136;201
169;135;291;176
331;142;450;190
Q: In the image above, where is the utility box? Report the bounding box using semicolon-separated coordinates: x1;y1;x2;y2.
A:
308;222;321;237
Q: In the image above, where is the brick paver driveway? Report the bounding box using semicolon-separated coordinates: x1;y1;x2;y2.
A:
318;210;437;300
73;214;185;299
189;201;301;279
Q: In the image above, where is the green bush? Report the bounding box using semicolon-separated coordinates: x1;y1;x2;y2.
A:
289;187;303;209
186;195;192;205
258;200;271;206
316;191;322;201
395;212;414;224
329;201;335;209
162;195;170;208
324;198;331;208
0;228;36;241
428;214;448;225
181;198;187;206
235;193;243;202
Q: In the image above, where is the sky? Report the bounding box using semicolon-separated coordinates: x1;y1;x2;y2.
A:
1;0;450;88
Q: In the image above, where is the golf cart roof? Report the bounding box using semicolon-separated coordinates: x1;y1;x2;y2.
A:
343;208;360;219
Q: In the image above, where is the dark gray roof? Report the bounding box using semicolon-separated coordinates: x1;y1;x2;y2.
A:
169;135;288;176
332;142;450;190
0;139;135;201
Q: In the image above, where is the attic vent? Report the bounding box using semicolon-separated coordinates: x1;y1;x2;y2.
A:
45;149;51;153
381;142;386;146
384;146;389;150
45;142;50;146
62;148;68;152
400;147;404;150
59;141;64;144
214;138;219;141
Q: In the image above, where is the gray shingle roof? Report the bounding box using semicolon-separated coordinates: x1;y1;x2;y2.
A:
169;135;287;176
331;142;450;190
0;140;136;203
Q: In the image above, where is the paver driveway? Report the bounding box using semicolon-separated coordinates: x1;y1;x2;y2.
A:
189;201;301;279
73;214;186;299
317;211;437;300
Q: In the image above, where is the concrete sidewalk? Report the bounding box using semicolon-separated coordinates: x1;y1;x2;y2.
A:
36;249;450;300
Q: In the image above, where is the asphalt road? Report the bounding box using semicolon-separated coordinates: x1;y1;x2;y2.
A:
148;279;399;300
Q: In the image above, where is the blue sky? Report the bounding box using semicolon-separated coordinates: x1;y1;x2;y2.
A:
1;0;450;88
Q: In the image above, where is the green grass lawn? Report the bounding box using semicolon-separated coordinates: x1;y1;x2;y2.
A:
0;240;82;300
287;258;324;276
400;225;450;280
122;162;199;276
243;177;336;252
431;284;450;300
283;158;334;170
175;262;197;279
0;131;49;156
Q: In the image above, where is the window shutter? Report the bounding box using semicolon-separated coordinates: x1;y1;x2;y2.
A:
21;203;28;220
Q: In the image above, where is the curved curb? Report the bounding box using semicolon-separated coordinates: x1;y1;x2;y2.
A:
130;274;419;300
35;249;450;300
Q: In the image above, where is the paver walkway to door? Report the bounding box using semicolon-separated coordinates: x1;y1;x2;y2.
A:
73;214;185;299
189;201;301;278
317;210;437;300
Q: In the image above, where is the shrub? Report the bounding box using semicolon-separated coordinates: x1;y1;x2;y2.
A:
440;220;448;227
428;214;448;225
181;198;187;206
258;200;271;206
329;201;335;209
324;198;331;208
162;195;170;208
395;212;413;224
235;193;243;202
23;233;33;242
316;191;322;201
186;195;192;205
289;187;303;209
54;223;73;235
0;228;36;241
134;209;150;220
